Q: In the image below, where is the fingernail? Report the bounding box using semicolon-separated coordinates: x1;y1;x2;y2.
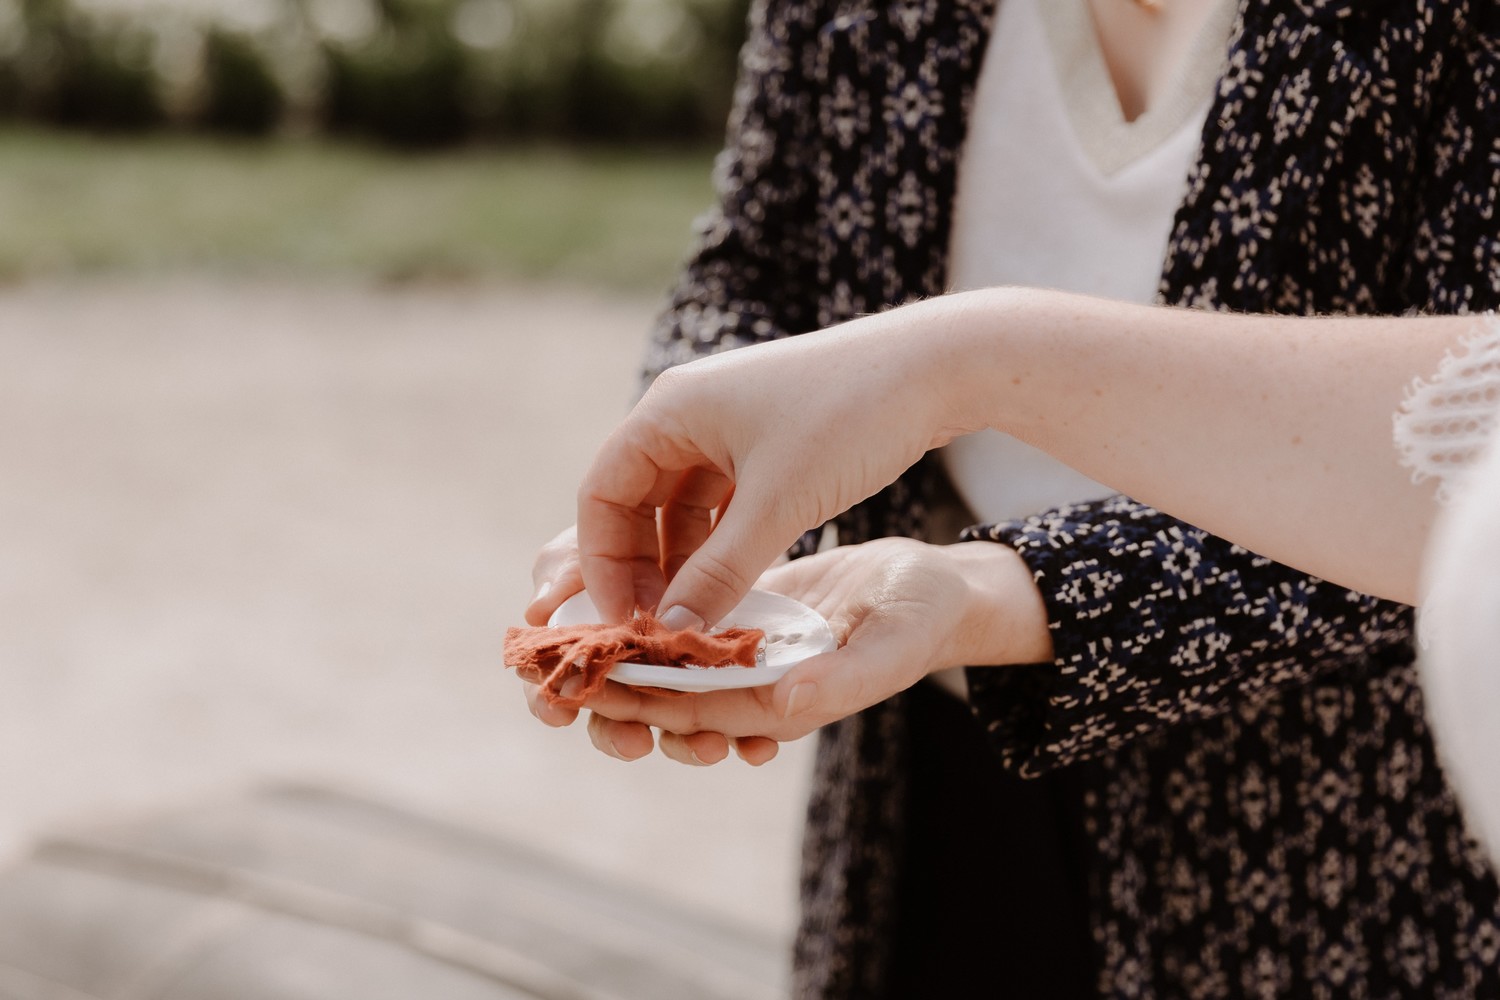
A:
606;737;628;761
688;748;707;766
559;675;586;703
659;605;705;632
532;581;552;605
784;682;817;719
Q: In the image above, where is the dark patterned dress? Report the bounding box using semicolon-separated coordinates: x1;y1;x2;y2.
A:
643;0;1500;996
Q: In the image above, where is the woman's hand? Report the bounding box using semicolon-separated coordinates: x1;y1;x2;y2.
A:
524;538;1054;765
525;524;585;627
575;297;993;629
521;522;783;759
576;288;1471;616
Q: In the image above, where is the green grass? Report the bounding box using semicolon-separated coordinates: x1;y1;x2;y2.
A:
0;129;718;290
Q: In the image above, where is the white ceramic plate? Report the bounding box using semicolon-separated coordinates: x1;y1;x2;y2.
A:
547;589;838;692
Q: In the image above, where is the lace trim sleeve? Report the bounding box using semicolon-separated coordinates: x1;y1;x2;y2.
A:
1393;314;1500;501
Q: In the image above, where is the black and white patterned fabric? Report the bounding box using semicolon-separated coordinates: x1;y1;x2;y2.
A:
644;0;1500;996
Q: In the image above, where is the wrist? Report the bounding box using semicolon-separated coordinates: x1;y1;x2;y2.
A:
937;541;1054;670
837;287;1067;451
876;290;1043;449
942;285;1056;443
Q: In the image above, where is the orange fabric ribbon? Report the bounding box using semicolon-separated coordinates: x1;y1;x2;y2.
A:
504;615;765;708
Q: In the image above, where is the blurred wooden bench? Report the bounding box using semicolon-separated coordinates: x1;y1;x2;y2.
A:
0;785;787;1000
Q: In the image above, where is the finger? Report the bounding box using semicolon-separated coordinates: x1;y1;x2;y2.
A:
587;712;655;761
769;615;930;725
576;495;668;623
577;412;723;623
527;524;587;625
659;467;733;586
655;484;805;631
711;484;735;530
579;681;775;740
575;453;672;624
659;730;731;766
524;683;580;728
733;736;779;766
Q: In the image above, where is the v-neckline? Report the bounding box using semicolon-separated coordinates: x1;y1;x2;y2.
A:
1033;0;1238;176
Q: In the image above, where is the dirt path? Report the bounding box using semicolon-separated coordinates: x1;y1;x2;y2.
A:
0;279;811;939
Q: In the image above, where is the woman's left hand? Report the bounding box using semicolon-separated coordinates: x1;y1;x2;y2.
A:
523;537;1053;766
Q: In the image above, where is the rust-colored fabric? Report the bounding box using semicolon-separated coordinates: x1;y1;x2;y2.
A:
504;616;765;708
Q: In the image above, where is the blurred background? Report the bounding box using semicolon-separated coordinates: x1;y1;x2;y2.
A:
0;0;812;995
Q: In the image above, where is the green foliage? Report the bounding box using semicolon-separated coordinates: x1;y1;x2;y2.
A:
0;0;752;146
200;31;285;135
320;0;471;146
6;0;165;129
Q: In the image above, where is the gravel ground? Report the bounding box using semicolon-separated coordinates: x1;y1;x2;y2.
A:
0;278;812;940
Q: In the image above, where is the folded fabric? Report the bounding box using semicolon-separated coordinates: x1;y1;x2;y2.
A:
504;616;765;708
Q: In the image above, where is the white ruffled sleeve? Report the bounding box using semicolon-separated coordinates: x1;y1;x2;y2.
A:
1396;313;1500;867
1393;314;1500;502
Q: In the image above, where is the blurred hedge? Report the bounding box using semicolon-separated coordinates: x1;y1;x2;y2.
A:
0;0;751;145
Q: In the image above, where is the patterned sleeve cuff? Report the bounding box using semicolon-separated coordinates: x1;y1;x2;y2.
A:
961;496;1412;777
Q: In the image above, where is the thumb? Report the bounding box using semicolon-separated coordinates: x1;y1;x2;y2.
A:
770;613;930;727
524;560;582;626
655;488;803;630
525;525;584;626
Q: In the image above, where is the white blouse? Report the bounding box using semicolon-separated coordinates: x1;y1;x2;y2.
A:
942;0;1236;524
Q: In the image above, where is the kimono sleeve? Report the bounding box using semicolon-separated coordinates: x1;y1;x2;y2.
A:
960;496;1413;777
1398;8;1500;313
642;0;827;383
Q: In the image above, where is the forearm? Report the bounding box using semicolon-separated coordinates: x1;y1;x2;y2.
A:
930;288;1474;604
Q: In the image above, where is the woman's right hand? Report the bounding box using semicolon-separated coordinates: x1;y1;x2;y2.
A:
575;295;990;630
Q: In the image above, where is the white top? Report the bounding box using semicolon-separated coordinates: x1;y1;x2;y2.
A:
941;0;1236;524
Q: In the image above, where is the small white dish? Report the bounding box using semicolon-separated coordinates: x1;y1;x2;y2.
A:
547;589;838;693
